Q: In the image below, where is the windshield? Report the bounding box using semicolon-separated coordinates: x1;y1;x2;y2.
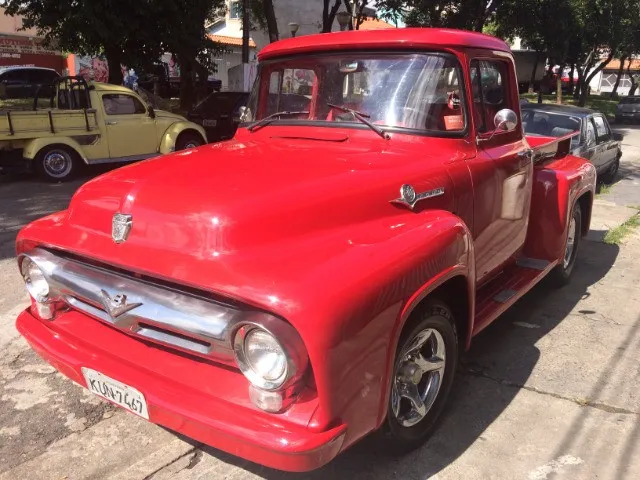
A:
521;110;581;148
620;97;640;104
244;53;467;134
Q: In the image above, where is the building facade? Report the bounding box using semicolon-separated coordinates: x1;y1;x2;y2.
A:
0;8;65;72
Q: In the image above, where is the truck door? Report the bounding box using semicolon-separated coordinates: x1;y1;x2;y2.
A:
100;93;157;159
466;58;533;283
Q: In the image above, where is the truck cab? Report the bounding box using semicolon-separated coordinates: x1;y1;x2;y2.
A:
14;29;595;472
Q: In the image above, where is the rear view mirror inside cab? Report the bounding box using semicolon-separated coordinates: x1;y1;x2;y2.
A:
339;61;361;73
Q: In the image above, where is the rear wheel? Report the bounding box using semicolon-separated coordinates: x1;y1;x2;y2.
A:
381;301;458;452
176;132;204;150
548;202;582;287
35;145;79;182
600;155;620;185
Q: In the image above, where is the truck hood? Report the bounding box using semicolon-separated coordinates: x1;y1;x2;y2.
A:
52;128;460;312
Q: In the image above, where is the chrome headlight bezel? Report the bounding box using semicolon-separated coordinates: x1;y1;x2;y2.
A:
20;256;50;303
233;314;308;392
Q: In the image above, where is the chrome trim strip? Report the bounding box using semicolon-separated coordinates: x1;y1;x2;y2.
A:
22;248;251;363
391;184;445;210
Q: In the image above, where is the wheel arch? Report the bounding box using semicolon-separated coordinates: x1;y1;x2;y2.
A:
159;122;207;154
576;189;593;237
23;138;87;164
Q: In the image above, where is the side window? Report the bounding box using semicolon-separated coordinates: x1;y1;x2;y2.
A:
593;115;611;142
470;60;512;133
266;69;313;115
102;94;146;115
585;118;597;148
2;70;27;85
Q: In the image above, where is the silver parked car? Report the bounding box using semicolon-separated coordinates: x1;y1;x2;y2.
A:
615;96;640;123
522;103;622;183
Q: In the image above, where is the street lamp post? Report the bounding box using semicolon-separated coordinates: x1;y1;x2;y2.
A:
336;11;351;31
288;22;300;38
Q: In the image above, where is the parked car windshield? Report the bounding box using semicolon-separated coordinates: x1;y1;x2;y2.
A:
620;97;640;104
521;110;581;147
244;53;467;134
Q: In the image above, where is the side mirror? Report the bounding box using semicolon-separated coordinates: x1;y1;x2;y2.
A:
494;108;518;132
238;106;250;123
148;106;156;119
612;132;623;142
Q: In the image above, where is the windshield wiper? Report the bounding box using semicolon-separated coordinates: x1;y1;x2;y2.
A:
247;110;310;132
327;103;390;140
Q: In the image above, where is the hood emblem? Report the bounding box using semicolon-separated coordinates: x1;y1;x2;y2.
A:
391;184;445;210
112;213;132;243
99;290;142;320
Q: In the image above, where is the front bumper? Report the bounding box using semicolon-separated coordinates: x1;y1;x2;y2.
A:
616;112;640;121
16;309;346;472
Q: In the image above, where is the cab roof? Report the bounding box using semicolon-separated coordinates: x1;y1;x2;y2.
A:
258;28;511;61
89;81;136;94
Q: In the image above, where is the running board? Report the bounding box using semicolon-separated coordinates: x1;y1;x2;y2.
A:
516;257;550;271
473;258;556;335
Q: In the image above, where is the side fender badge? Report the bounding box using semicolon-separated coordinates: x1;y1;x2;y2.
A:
391;184;445;210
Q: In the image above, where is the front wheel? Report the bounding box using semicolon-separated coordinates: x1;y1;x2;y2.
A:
382;301;458;452
35;146;79;182
176;132;204;150
548;202;582;287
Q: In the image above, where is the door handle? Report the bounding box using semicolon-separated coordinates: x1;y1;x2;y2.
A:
105;121;118;126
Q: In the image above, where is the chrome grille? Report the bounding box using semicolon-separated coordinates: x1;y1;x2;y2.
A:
22;248;249;363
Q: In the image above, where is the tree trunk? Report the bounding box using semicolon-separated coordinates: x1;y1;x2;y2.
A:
528;51;540;94
105;46;124;85
628;64;638;96
555;63;565;104
178;55;196;111
262;0;279;42
568;64;575;95
579;53;613;107
322;0;341;33
611;56;626;96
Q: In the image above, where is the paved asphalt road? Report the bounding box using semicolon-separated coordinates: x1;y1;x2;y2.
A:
1;126;639;479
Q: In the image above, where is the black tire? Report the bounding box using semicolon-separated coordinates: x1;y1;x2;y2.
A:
548;202;582;287
35;145;79;182
600;155;620;185
381;301;458;453
176;132;204;150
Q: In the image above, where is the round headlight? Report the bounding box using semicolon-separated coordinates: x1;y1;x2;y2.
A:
21;257;49;301
235;327;288;390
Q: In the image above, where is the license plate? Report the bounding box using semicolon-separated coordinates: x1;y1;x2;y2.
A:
82;367;149;419
202;119;217;127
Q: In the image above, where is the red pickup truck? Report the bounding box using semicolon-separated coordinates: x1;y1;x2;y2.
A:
15;29;596;472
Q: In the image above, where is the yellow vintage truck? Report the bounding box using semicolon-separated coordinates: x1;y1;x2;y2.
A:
0;76;207;181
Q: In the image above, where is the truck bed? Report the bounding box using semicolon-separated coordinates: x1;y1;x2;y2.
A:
0;108;98;140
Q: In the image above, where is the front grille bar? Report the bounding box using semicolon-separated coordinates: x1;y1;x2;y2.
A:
23;248;248;363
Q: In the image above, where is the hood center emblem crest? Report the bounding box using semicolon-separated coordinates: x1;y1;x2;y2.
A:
112;213;133;243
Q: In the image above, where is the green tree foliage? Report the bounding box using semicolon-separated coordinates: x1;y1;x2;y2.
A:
376;0;504;31
3;0;162;84
3;0;225;108
495;0;640;104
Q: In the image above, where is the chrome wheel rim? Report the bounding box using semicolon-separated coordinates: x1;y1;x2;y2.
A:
43;150;72;178
391;328;446;427
564;216;577;268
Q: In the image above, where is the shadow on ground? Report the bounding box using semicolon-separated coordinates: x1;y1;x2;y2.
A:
0;167;116;261
182;234;619;479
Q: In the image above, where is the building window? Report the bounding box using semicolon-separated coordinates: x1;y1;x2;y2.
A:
229;1;241;19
